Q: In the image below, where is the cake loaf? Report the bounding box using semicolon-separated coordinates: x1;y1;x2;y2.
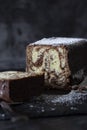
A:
26;38;71;89
0;71;44;102
26;37;87;89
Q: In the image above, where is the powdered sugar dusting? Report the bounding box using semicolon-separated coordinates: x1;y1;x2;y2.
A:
70;107;78;110
42;91;87;105
33;37;87;45
53;91;87;104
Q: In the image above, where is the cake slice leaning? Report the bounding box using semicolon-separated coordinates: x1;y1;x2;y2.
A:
0;71;44;103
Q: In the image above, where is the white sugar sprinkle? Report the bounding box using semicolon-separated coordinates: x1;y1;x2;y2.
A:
32;37;87;45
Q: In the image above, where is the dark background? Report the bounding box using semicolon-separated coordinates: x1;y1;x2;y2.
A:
0;0;87;70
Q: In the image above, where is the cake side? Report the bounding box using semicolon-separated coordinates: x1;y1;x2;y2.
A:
26;44;70;89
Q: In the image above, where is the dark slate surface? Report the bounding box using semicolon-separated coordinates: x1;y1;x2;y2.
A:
0;116;87;130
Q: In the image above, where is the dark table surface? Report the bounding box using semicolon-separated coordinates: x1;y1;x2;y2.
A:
0;115;87;130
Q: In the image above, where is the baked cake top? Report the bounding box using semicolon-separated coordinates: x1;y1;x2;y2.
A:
31;37;87;46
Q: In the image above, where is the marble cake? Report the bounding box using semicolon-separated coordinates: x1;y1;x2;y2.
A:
26;37;87;89
0;71;44;102
26;38;71;89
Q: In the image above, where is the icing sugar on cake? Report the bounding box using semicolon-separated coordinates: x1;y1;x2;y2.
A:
33;37;86;45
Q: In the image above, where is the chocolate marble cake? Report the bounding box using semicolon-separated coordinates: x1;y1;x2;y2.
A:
0;71;44;102
26;37;87;89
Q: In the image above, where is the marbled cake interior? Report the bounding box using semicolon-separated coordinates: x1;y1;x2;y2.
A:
26;43;70;88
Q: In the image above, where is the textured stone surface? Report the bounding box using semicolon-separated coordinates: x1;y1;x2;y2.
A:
1;116;87;130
